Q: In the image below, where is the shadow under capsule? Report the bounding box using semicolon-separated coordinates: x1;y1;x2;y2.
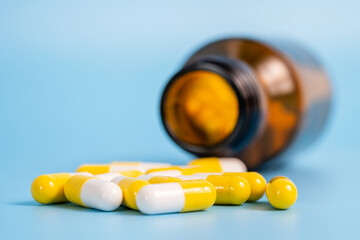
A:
10;201;146;215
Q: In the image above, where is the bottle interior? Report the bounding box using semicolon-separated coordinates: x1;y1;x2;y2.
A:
163;70;239;146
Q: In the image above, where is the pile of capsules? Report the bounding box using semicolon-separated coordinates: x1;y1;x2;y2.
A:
31;157;298;214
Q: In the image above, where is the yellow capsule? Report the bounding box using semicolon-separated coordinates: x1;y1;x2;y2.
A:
266;177;297;209
268;176;289;184
207;175;250;205
223;172;267;201
117;170;143;177
146;166;206;176
64;175;123;211
136;180;216;214
137;175;182;184
31;172;91;204
181;180;216;212
77;162;171;175
189;157;247;172
177;175;250;205
77;164;112;175
111;176;150;210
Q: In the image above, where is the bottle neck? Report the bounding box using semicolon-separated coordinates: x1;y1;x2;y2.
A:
161;56;264;157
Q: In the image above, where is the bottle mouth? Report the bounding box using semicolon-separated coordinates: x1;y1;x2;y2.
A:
160;57;262;157
162;69;239;147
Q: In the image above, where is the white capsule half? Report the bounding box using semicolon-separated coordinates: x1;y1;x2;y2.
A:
136;180;216;215
136;183;185;214
218;158;247;172
95;173;123;181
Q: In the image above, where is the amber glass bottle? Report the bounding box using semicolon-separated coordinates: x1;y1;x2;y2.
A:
160;38;331;169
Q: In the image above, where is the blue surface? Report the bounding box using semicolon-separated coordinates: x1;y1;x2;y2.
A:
1;1;359;239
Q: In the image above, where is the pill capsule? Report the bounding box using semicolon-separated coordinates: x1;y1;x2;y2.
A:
177;175;250;205
136;180;216;215
194;172;267;202
111;176;150;210
77;162;171;175
95;173;123;181
111;162;172;169
137;175;182;184
64;175;122;211
95;171;143;182
147;166;206;176
268;176;289;184
266;176;297;210
117;170;143;177
31;172;92;204
188;157;247;172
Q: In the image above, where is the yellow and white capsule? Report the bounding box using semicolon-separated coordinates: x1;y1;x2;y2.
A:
77;162;171;175
64;175;123;211
146;166;206;176
31;172;92;204
136;180;216;215
117;170;143;177
94;171;143;182
188;157;247;172
195;172;267;201
137;175;182;184
177;175;250;205
111;176;150;210
95;173;123;181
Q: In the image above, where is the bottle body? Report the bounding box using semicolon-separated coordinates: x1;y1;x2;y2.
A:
161;38;331;169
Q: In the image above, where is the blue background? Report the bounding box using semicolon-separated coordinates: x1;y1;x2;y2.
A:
0;0;359;239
